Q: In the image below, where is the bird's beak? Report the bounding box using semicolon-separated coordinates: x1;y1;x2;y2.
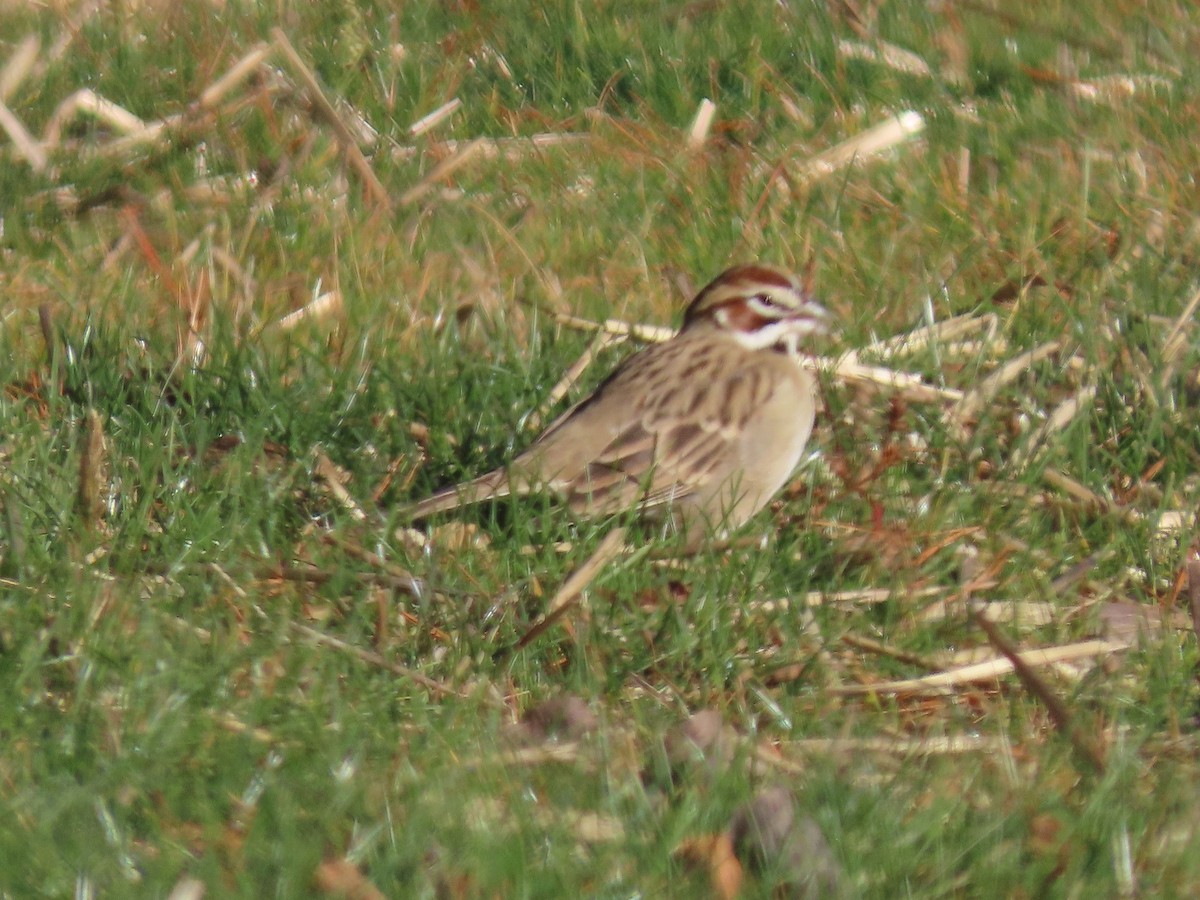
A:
794;298;836;336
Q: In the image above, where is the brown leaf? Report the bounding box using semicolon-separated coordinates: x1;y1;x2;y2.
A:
506;694;598;745
1187;556;1200;647
676;833;744;900
729;787;842;897
662;710;738;784
1098;601;1166;644
314;858;387;900
990;273;1048;305
1027;811;1069;884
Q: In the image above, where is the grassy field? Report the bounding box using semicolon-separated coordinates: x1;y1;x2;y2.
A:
2;1;1199;896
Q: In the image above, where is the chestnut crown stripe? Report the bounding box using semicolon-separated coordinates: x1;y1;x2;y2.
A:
684;263;822;329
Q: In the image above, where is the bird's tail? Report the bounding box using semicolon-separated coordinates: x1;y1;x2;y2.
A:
403;469;512;520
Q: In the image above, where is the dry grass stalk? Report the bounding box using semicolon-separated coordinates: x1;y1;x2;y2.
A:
1118;340;1161;412
211;711;275;743
509;526;628;655
816;355;965;403
208;246;257;319
37;304;56;355
45;1;103;66
831;637;1130;695
836;38;933;78
197;41;273;110
908;571;1003;626
1159;282;1200;391
43;88;150;145
973;600;1056;628
291;621;463;698
551;310;674;344
0;98;46;171
238;558;428;597
972;604;1107;775
1039;468;1133;521
768;734;1009;764
525;330;627;432
1069;73;1172;104
270;27;391;212
744;109;925;233
458;742;582;772
1187;557;1200;646
790;585;946;608
949;340;1061;433
409;97;462;136
841;632;944;669
313;451;367;522
687;98;716;149
34;42;273;162
100;113;181;156
165;876;206;900
0;34;39;102
1009;383;1097;470
77;408;108;529
390;132;591;162
928;338;1010;360
787;109;925;186
856;311;998;360
320;534;427;589
274;289;343;332
399;138;486;205
550;310;959;403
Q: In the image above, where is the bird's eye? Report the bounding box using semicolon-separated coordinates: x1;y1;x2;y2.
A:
750;293;776;307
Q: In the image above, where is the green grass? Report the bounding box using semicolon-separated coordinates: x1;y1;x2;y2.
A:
3;0;1200;896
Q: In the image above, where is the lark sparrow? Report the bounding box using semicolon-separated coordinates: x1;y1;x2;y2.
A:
407;264;831;545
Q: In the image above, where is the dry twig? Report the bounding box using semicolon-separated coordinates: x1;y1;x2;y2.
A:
0;35;39;102
77;409;107;529
399;138;486;206
549;310;959;404
836;38;933;78
687;98;716;149
505;526;628;656
780;110;925;188
949;340;1061;433
831;637;1130;696
409;97;461;137
1160;283;1200;391
0;97;46;171
524;330;627;432
291;621;463;698
764;734;1009;770
271;27;391;211
972;604;1107;775
313;451;367;522
1009;383;1097;470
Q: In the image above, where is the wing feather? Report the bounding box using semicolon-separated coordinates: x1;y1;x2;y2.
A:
529;332;770;516
410;328;796;522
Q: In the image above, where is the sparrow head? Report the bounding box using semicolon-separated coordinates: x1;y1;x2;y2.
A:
683;264;832;353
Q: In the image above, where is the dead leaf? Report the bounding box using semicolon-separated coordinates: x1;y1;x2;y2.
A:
729;786;843;897
429;521;491;551
314;858;386;900
506;694;598;745
661;710;738;785
676;832;743;900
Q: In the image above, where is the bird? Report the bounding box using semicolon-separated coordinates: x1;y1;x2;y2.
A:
406;264;832;546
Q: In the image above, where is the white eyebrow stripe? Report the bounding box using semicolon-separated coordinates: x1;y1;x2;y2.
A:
747;293;793;318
